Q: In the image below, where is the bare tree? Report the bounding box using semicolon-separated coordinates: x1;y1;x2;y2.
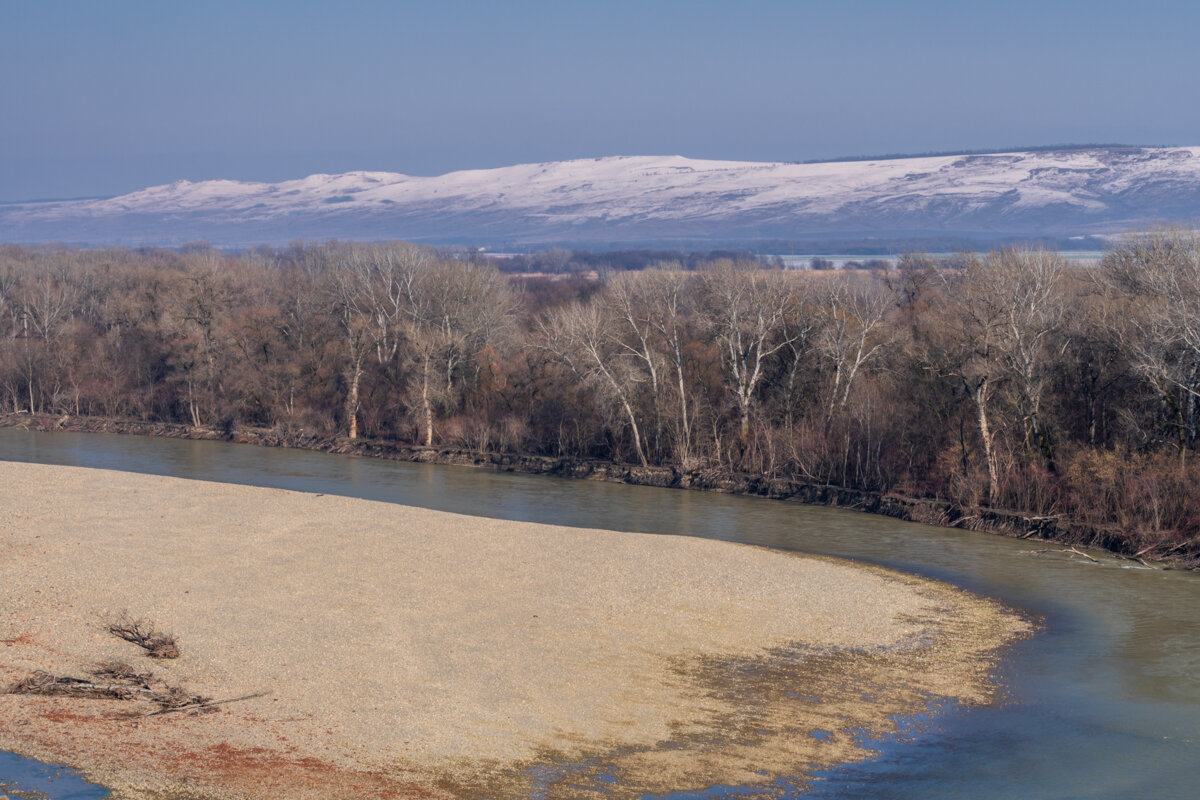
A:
400;258;516;447
605;271;669;461
920;254;1006;504
636;267;699;464
991;249;1066;467
698;262;799;442
817;274;894;421
349;242;431;366
922;249;1066;502
780;292;818;430
10;252;84;414
1101;226;1200;453
536;301;650;467
312;245;375;439
0;253;20;338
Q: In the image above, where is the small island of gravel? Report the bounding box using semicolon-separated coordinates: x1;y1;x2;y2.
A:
0;461;1028;799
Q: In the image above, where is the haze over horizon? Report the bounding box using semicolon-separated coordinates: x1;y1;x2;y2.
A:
5;0;1200;203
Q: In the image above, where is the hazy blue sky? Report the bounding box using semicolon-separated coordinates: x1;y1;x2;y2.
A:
4;0;1199;201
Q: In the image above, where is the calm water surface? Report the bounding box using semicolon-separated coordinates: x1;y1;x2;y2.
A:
1;429;1197;799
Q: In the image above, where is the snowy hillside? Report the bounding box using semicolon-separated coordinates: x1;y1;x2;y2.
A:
3;147;1200;246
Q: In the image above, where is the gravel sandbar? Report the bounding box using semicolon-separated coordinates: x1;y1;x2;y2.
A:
0;461;1029;799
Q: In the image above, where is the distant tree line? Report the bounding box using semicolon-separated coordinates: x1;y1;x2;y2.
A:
451;238;1110;274
2;230;1198;561
453;247;783;275
759;236;1111;255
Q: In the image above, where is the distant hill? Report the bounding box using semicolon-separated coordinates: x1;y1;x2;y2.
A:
798;142;1161;164
3;147;1199;247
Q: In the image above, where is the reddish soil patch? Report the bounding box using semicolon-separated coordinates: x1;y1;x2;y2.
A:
37;709;98;724
1;633;36;646
158;742;446;799
1;700;448;800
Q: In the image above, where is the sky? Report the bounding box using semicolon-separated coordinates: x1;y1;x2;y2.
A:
3;0;1200;202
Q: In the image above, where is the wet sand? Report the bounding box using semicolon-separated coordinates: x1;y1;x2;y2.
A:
0;461;1029;799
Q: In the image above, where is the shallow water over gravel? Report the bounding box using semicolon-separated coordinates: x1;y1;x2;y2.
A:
1;428;1198;799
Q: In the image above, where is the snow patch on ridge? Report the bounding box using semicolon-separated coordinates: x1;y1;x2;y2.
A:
5;148;1200;245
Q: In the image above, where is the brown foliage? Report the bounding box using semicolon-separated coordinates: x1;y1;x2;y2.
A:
1061;448;1200;559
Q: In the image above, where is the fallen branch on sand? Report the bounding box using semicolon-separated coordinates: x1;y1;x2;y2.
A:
105;613;181;659
139;690;272;717
6;662;211;711
8;671;146;701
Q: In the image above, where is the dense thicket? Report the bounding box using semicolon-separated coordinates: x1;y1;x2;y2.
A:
2;231;1198;561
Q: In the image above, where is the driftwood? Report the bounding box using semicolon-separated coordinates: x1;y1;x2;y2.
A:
8;671;146;701
140;690;272;717
106;614;180;659
1020;546;1101;563
6;663;211;711
7;621;270;719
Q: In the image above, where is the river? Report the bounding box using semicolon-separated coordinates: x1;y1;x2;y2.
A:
1;428;1197;798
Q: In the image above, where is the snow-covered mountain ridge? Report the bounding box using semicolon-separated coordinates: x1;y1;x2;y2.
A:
4;147;1200;246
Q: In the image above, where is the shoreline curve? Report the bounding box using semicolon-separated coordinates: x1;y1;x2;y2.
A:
0;461;1030;799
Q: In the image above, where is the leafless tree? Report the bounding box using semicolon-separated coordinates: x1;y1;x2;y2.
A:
1101;226;1200;453
605;270;670;461
817;273;894;421
635;267;699;465
920;254;1006;503
348;242;431;366
164;258;235;427
400;258;516;447
312;244;375;439
7;253;85;414
991;249;1066;467
923;249;1067;502
698;262;799;442
536;301;650;467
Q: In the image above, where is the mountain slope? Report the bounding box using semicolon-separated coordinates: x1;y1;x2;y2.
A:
3;147;1200;246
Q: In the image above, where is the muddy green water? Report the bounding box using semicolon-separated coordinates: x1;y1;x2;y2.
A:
1;428;1197;799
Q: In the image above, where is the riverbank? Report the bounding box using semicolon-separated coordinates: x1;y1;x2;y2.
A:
0;461;1029;799
3;412;1191;570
